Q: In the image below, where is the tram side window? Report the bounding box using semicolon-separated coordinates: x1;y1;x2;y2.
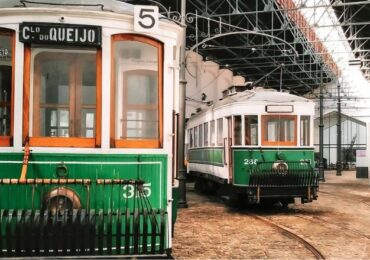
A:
194;126;198;148
300;116;310;146
189;128;193;148
0;29;14;146
199;124;203;147
204;122;209;146
112;34;162;148
29;50;98;147
217;118;223;146
244;115;258;145
262;115;297;146
210;120;215;146
233;115;242;145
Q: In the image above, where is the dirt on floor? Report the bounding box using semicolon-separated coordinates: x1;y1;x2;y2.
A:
172;170;370;259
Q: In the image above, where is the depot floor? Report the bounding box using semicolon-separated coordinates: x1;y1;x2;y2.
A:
172;171;370;259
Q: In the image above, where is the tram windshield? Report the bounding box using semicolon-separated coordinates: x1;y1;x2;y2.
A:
112;35;162;148
32;49;97;138
262;115;297;146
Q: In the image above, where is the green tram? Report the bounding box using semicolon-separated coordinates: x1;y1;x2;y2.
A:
186;87;319;206
0;0;182;257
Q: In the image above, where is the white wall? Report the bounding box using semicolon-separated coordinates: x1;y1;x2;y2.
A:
185;51;246;118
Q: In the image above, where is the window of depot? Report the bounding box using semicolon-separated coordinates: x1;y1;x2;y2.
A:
24;47;101;147
111;34;163;148
0;29;15;147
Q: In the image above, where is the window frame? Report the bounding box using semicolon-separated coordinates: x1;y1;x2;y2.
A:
216;118;223;146
233;115;242;146
23;47;102;147
261;114;297;146
244;115;258;146
0;28;15;147
110;34;163;148
300;115;310;146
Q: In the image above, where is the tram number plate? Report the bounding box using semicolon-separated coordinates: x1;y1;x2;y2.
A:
134;5;159;33
123;183;152;199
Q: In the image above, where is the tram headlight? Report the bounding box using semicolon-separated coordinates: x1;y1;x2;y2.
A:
272;160;289;174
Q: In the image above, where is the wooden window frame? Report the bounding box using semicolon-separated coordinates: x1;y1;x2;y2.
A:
0;29;15;147
261;115;297;146
110;34;163;148
23;47;102;148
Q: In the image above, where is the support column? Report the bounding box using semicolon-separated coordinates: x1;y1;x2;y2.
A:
336;83;342;176
177;0;188;208
318;72;325;181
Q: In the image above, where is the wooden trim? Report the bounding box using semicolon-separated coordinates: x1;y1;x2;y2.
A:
114;139;160;149
29;137;95;147
158;39;163;148
95;48;102;147
261;115;297;146
0;137;11;147
110;37;116;147
23;46;31;144
111;34;163;148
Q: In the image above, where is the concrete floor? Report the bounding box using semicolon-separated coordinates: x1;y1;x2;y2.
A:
172;171;370;259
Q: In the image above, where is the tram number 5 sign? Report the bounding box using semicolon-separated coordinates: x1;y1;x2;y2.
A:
134;5;159;33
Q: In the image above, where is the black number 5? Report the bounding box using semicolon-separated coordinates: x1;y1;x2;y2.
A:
139;8;156;29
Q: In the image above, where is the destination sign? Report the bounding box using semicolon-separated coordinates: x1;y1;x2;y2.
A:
19;22;101;47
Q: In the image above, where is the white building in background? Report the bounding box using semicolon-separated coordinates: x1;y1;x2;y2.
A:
313;111;366;168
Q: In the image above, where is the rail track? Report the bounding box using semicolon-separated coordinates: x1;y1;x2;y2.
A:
296;215;370;240
251;215;325;260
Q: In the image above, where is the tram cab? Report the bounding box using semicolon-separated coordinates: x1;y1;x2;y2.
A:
0;0;182;257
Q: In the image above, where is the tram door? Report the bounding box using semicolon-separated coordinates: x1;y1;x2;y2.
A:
226;117;233;183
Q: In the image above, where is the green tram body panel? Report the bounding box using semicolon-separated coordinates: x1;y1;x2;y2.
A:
188;147;315;186
0;153;168;210
0;153;170;256
233;148;314;186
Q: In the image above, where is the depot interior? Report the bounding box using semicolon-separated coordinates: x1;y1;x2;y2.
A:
151;0;370;177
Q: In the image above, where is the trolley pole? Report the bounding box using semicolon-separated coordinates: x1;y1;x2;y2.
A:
336;82;342;176
318;71;325;182
177;0;188;208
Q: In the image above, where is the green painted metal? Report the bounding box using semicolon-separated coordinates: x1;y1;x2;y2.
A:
0;153;168;210
232;148;315;185
188;148;224;166
0;152;171;256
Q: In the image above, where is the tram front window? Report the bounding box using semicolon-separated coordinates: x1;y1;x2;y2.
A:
112;34;162;148
262;115;297;146
33;51;97;138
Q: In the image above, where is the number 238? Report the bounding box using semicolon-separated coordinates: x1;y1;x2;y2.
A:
244;159;258;165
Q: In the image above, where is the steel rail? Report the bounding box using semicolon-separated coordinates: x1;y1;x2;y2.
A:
251;215;325;260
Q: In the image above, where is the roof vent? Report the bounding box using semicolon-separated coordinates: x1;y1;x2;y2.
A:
222;85;248;98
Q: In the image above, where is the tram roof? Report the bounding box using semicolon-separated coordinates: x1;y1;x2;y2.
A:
0;0;134;14
218;88;312;105
191;88;313;118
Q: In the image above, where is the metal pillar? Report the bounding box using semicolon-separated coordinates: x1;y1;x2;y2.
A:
177;0;188;208
336;83;342;176
318;71;325;182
